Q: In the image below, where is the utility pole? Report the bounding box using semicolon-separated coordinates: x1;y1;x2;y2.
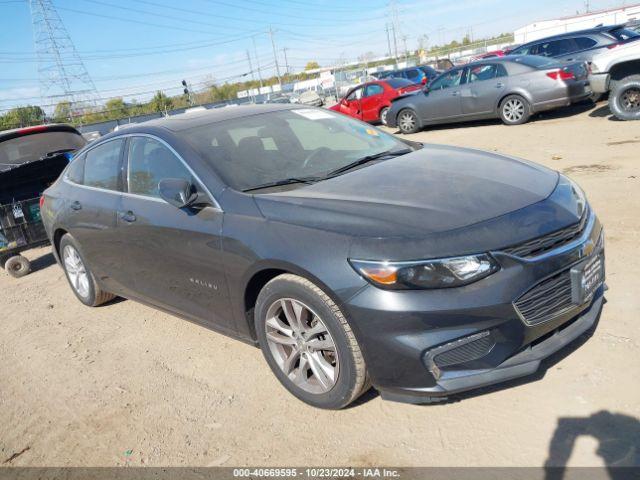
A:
246;49;256;102
385;24;392;58
391;22;399;63
281;47;290;75
268;26;282;88
402;35;408;60
252;35;264;90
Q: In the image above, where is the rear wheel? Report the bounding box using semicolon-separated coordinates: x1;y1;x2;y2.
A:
499;95;531;125
59;234;115;307
379;106;390;125
255;274;369;409
609;75;640;121
4;255;31;278
397;108;420;134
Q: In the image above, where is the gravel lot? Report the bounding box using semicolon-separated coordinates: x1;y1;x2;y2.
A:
1;101;639;468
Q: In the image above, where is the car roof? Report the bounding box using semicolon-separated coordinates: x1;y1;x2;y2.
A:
117;103;304;133
518;24;625;45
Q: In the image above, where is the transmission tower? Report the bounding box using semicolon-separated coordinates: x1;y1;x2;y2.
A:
29;0;99;120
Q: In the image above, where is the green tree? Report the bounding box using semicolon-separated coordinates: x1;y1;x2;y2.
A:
104;98;129;118
149;91;173;112
0;105;45;130
53;101;73;123
304;61;320;71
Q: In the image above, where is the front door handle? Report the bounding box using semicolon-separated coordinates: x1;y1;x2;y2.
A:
496;82;505;88
119;210;137;223
70;201;82;211
451;91;460;96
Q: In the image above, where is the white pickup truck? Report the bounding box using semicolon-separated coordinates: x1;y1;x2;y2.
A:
589;40;640;120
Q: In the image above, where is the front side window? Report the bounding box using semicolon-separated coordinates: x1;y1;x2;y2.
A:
127;136;193;198
83;139;123;190
346;87;363;101
181;109;412;191
430;69;465;90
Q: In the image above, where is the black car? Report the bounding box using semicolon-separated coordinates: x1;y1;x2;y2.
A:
41;105;605;409
509;24;640;63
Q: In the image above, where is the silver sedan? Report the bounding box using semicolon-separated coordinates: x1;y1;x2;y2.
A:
387;55;591;134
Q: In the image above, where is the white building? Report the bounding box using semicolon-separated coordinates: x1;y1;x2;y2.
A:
514;3;640;44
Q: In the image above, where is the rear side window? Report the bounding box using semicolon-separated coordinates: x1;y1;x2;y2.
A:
537;39;577;57
83;139;123;190
574;37;598;49
127;136;193;198
513;55;559;69
405;69;421;80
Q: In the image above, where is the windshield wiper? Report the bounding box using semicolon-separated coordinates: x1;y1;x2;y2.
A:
242;176;320;192
324;149;412;178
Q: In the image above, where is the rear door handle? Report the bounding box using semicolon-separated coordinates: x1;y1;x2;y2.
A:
70;201;82;211
118;211;136;223
451;91;460;96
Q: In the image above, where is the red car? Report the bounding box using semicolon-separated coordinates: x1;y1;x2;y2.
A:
471;49;508;61
330;79;421;125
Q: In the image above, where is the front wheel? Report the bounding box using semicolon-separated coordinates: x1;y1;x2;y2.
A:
499;95;531;125
59;234;115;307
255;274;369;409
396;108;420;134
609;75;640;121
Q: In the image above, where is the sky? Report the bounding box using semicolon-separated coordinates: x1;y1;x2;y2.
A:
0;0;631;112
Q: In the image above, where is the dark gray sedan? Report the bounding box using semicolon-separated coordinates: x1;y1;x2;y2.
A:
387;55;591;134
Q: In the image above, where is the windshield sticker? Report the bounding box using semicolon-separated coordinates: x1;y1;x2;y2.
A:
365;128;380;137
292;109;333;120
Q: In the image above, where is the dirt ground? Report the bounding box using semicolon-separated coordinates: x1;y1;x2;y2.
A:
1;101;639;468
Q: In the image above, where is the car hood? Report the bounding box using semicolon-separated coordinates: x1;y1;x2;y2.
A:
254;145;566;259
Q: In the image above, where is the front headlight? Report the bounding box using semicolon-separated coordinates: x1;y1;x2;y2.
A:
349;254;500;290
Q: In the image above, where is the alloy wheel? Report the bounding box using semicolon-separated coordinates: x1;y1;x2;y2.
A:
620;87;640;113
398;111;416;132
63;245;90;299
380;108;388;125
503;98;525;122
264;298;339;394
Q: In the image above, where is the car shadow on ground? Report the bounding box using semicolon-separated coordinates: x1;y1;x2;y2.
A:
544;411;640;478
589;103;623;122
392;102;598;135
28;252;57;273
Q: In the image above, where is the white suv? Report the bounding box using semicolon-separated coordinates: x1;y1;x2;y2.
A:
589;40;640;120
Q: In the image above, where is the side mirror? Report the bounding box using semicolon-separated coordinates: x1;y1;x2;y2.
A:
423;85;430;94
159;178;198;209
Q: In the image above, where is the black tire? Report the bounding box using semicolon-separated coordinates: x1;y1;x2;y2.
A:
396;108;420;134
499;94;531;125
59;234;115;307
379;106;390;125
609;75;640;121
255;273;369;409
4;255;31;278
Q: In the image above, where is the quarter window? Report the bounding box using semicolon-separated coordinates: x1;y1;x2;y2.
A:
83;139;123;190
66;155;85;184
127;136;193;198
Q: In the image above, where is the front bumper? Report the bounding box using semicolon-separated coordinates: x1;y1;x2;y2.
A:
344;211;605;403
589;73;610;94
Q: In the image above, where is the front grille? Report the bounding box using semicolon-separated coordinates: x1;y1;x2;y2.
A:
514;270;576;326
502;208;589;258
432;333;496;368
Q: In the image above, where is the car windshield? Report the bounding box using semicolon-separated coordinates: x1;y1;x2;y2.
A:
0;131;85;172
181;109;413;191
608;27;640;41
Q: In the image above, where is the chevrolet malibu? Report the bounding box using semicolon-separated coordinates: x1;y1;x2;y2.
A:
41;105;605;409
